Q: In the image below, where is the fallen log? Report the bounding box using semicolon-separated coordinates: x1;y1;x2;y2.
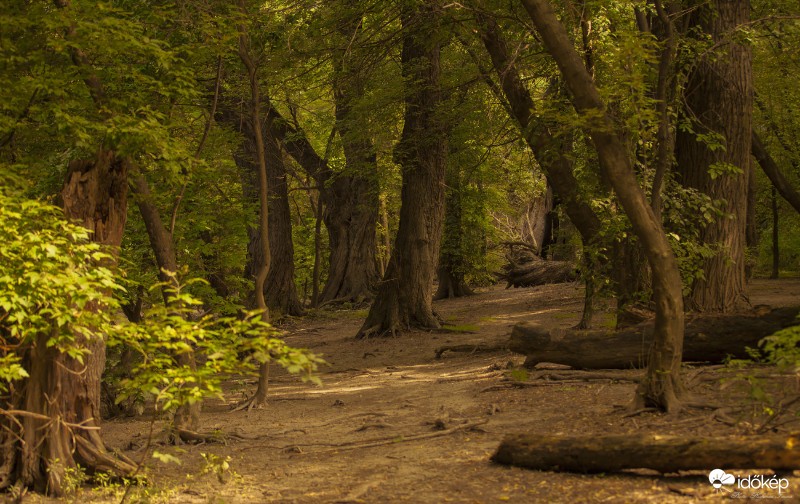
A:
498;258;577;288
510;307;800;369
492;432;800;473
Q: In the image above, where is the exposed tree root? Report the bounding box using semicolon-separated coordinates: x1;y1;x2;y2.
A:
434;344;506;359
316;419;488;453
230;394;269;412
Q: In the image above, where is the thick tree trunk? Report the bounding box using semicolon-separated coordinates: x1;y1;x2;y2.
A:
510;307;800;369
518;185;555;256
256;91;381;307
357;1;447;337
322;8;382;304
320;176;380;305
675;0;752;312
0;151;135;495
225;95;303;317
493;432;800;473
521;0;686;411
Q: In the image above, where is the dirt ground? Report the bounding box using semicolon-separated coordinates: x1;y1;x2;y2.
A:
60;279;800;502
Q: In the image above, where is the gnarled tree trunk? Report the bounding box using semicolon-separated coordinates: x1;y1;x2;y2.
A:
243;116;304;317
357;1;447;337
1;151;135;495
322;6;382;305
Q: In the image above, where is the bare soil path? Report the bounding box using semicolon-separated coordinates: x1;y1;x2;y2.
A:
88;278;800;503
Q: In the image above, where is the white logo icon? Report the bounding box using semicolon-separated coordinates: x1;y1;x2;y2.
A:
709;469;736;489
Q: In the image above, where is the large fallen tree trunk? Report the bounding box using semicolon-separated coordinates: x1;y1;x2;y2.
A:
499;257;577;288
492;432;800;473
510;307;800;369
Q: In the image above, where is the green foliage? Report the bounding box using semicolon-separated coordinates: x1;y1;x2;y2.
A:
111;278;324;416
200;452;236;484
0;191;323;425
760;324;800;372
0;191;123;393
661;183;724;293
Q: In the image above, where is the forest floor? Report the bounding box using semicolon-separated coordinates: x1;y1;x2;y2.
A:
51;278;800;503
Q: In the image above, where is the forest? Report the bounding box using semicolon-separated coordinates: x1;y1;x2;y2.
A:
1;0;800;501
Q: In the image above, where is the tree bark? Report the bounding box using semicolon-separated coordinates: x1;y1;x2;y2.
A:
322;5;382;304
357;1;447;337
239;115;304;317
520;0;686;411
1;151;136;495
675;0;752;312
510;307;800;369
493;432;800;473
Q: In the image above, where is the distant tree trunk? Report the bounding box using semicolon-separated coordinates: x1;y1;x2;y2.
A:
435;166;473;300
259;117;303;317
229;100;303;318
132;175;201;434
0;151;136;495
675;0;752;312
519;184;554;256
320;175;380;305
521;0;686;411
321;6;381;305
357;1;447;337
772;187;780;279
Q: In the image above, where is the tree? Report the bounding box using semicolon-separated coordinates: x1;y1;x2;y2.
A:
235;2;272;407
435;164;474;299
675;0;752;312
358;0;448;337
236;103;304;317
322;1;383;305
519;0;686;411
0;191;137;494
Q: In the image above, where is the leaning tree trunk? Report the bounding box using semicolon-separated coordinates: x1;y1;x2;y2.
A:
132;175;201;435
357;1;447;338
675;0;752;312
521;0;686;412
752;130;800;215
0;151;136;495
477;13;602;327
321;6;382;305
435;165;473;300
